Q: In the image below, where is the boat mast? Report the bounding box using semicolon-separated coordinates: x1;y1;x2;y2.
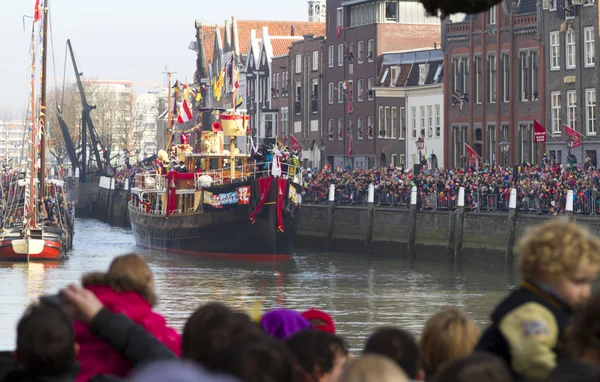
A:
229;52;236;181
166;72;172;151
27;7;38;228
39;0;49;199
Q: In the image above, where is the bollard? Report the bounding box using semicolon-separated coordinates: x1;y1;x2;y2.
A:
453;187;466;262
124;178;129;191
365;184;375;248
67;168;73;178
75;168;80;178
327;184;335;248
407;186;418;259
505;188;517;265
108;178;116;223
566;190;574;220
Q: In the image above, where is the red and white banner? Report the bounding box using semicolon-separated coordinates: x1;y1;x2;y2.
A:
533;120;546;143
177;99;192;124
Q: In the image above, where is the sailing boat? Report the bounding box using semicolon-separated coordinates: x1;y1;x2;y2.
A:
0;0;72;261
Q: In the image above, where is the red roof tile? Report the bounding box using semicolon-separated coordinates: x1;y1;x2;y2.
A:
270;37;303;57
200;20;325;64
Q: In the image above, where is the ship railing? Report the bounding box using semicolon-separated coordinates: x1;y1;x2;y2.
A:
252;162;302;183
134;173;166;191
195;164;254;188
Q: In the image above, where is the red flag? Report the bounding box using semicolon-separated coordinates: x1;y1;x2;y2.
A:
565;125;581;148
533;120;547;143
465;143;481;166
33;0;41;22
177;99;193;124
336;25;342;38
291;135;302;151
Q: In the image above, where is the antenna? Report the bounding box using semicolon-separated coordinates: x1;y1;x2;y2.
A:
162;65;169;87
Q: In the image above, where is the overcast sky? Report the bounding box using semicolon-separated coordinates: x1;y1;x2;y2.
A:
0;0;308;118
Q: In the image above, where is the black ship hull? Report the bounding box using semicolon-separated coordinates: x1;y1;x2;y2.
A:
129;176;301;262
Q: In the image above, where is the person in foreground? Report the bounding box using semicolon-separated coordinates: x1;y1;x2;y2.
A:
476;218;600;380
3;284;176;382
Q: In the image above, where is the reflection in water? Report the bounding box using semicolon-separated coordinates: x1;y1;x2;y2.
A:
0;218;516;351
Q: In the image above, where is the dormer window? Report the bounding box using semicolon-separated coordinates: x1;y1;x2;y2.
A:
418;64;429;85
488;5;496;25
385;1;398;21
390;66;400;87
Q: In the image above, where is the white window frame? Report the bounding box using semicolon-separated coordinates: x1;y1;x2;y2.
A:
328;82;334;104
391;107;397;139
357;117;363;140
586;88;596;135
367;39;374;62
295;54;302;74
418;65;429;85
337;81;343;103
312;51;319;71
328;46;334;68
411;106;417;138
338;44;344;67
488;54;496;103
550;31;560;71
367;78;374;100
567;90;577;131
379;106;385;138
435;105;441;137
566;31;576;70
328;119;334;140
420;105;425;136
357;41;363;63
357;79;363;102
585;27;595;68
488;6;496;25
367;116;374;139
427;105;433;137
336;7;343;28
551;91;561;135
337;118;343;140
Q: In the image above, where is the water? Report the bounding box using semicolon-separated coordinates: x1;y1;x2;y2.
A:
0;218;517;351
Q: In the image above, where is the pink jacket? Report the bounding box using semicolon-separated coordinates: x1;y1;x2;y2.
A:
74;280;181;382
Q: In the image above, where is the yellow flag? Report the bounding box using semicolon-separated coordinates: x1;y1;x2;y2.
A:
196;92;201;102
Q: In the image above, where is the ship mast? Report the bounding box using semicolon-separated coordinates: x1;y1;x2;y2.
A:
166;73;172;151
39;0;49;199
229;51;236;181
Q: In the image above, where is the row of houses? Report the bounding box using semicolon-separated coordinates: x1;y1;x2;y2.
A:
190;0;599;170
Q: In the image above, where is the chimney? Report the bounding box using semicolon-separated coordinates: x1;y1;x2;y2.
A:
224;19;231;52
291;24;295;36
231;16;240;56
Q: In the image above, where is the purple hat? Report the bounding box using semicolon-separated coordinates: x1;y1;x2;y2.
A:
131;360;241;382
260;308;312;339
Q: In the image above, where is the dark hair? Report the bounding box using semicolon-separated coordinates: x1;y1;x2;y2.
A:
432;352;512;382
285;331;347;379
229;339;297;382
16;302;75;375
182;302;265;372
569;289;600;356
363;327;420;379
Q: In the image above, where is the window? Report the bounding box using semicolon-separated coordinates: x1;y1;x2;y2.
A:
378;107;385;137
367;116;374;139
519;52;529;101
427;106;433;137
311;80;319;114
385;107;392;138
419;64;429;85
337;118;343;140
357;79;363;102
295;83;302;114
328;46;334;68
336;7;343;28
475;56;482;103
550;31;560;71
549;0;557;10
502;54;509;102
585;27;595;68
488;5;496;24
567;90;577;131
487;55;496;103
328;119;334;140
295;54;302;74
452;57;469;94
391;107;397;138
274;73;279;98
420;106;425;137
551;91;561;134
328;82;334;104
357;41;363;63
385;1;398;21
390;67;399;87
399;107;405;139
368;78;374;100
348;43;354;75
411;106;417;138
586;89;596;135
435;105;441;137
488;124;496;162
281;108;288;138
530;51;538;100
337;81;343;103
367;39;374;62
347;80;353;101
357;117;363;139
312;51;319;71
566;31;576;69
338;44;343;67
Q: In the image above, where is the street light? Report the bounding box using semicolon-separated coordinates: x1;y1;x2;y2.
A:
499;140;510;167
415;137;425;165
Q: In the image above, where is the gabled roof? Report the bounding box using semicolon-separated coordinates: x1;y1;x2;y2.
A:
270;37;304;57
377;49;444;87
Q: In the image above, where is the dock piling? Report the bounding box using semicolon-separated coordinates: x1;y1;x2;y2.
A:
505;188;517;266
407;186;418;259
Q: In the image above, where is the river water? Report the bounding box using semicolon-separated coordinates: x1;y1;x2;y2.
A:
0;218;518;351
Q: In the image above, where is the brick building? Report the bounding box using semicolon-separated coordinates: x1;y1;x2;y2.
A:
324;0;450;169
540;0;598;166
442;0;544;167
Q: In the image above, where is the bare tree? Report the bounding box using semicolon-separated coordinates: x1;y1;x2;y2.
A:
47;83;82;164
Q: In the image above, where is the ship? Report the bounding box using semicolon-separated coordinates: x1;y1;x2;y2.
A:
128;106;302;262
0;0;73;262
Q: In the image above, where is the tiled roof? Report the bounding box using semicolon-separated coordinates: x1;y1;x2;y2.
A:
270;37;303;57
200;20;325;64
377;50;444;87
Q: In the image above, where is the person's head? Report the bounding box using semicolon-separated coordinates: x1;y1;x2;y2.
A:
15;301;78;375
432;352;512;382
182;302;265;372
364;327;423;380
98;252;156;305
340;354;409;382
420;308;480;378
567;289;600;362
517;218;600;310
131;360;241;382
228;339;297;382
285;331;348;382
301;308;335;334
260;309;312;339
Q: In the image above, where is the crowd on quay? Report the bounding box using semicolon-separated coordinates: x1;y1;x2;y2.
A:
1;218;600;381
302;158;600;215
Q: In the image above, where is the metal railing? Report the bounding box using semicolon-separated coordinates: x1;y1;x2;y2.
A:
134;173;167;191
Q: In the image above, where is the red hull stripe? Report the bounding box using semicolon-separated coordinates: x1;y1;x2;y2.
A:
137;243;292;263
0;240;63;261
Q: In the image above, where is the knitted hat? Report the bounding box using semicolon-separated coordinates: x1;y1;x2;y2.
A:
301;308;336;334
260;309;312;339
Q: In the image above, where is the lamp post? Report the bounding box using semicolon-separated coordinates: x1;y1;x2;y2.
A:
499;140;510;167
415;137;425;166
